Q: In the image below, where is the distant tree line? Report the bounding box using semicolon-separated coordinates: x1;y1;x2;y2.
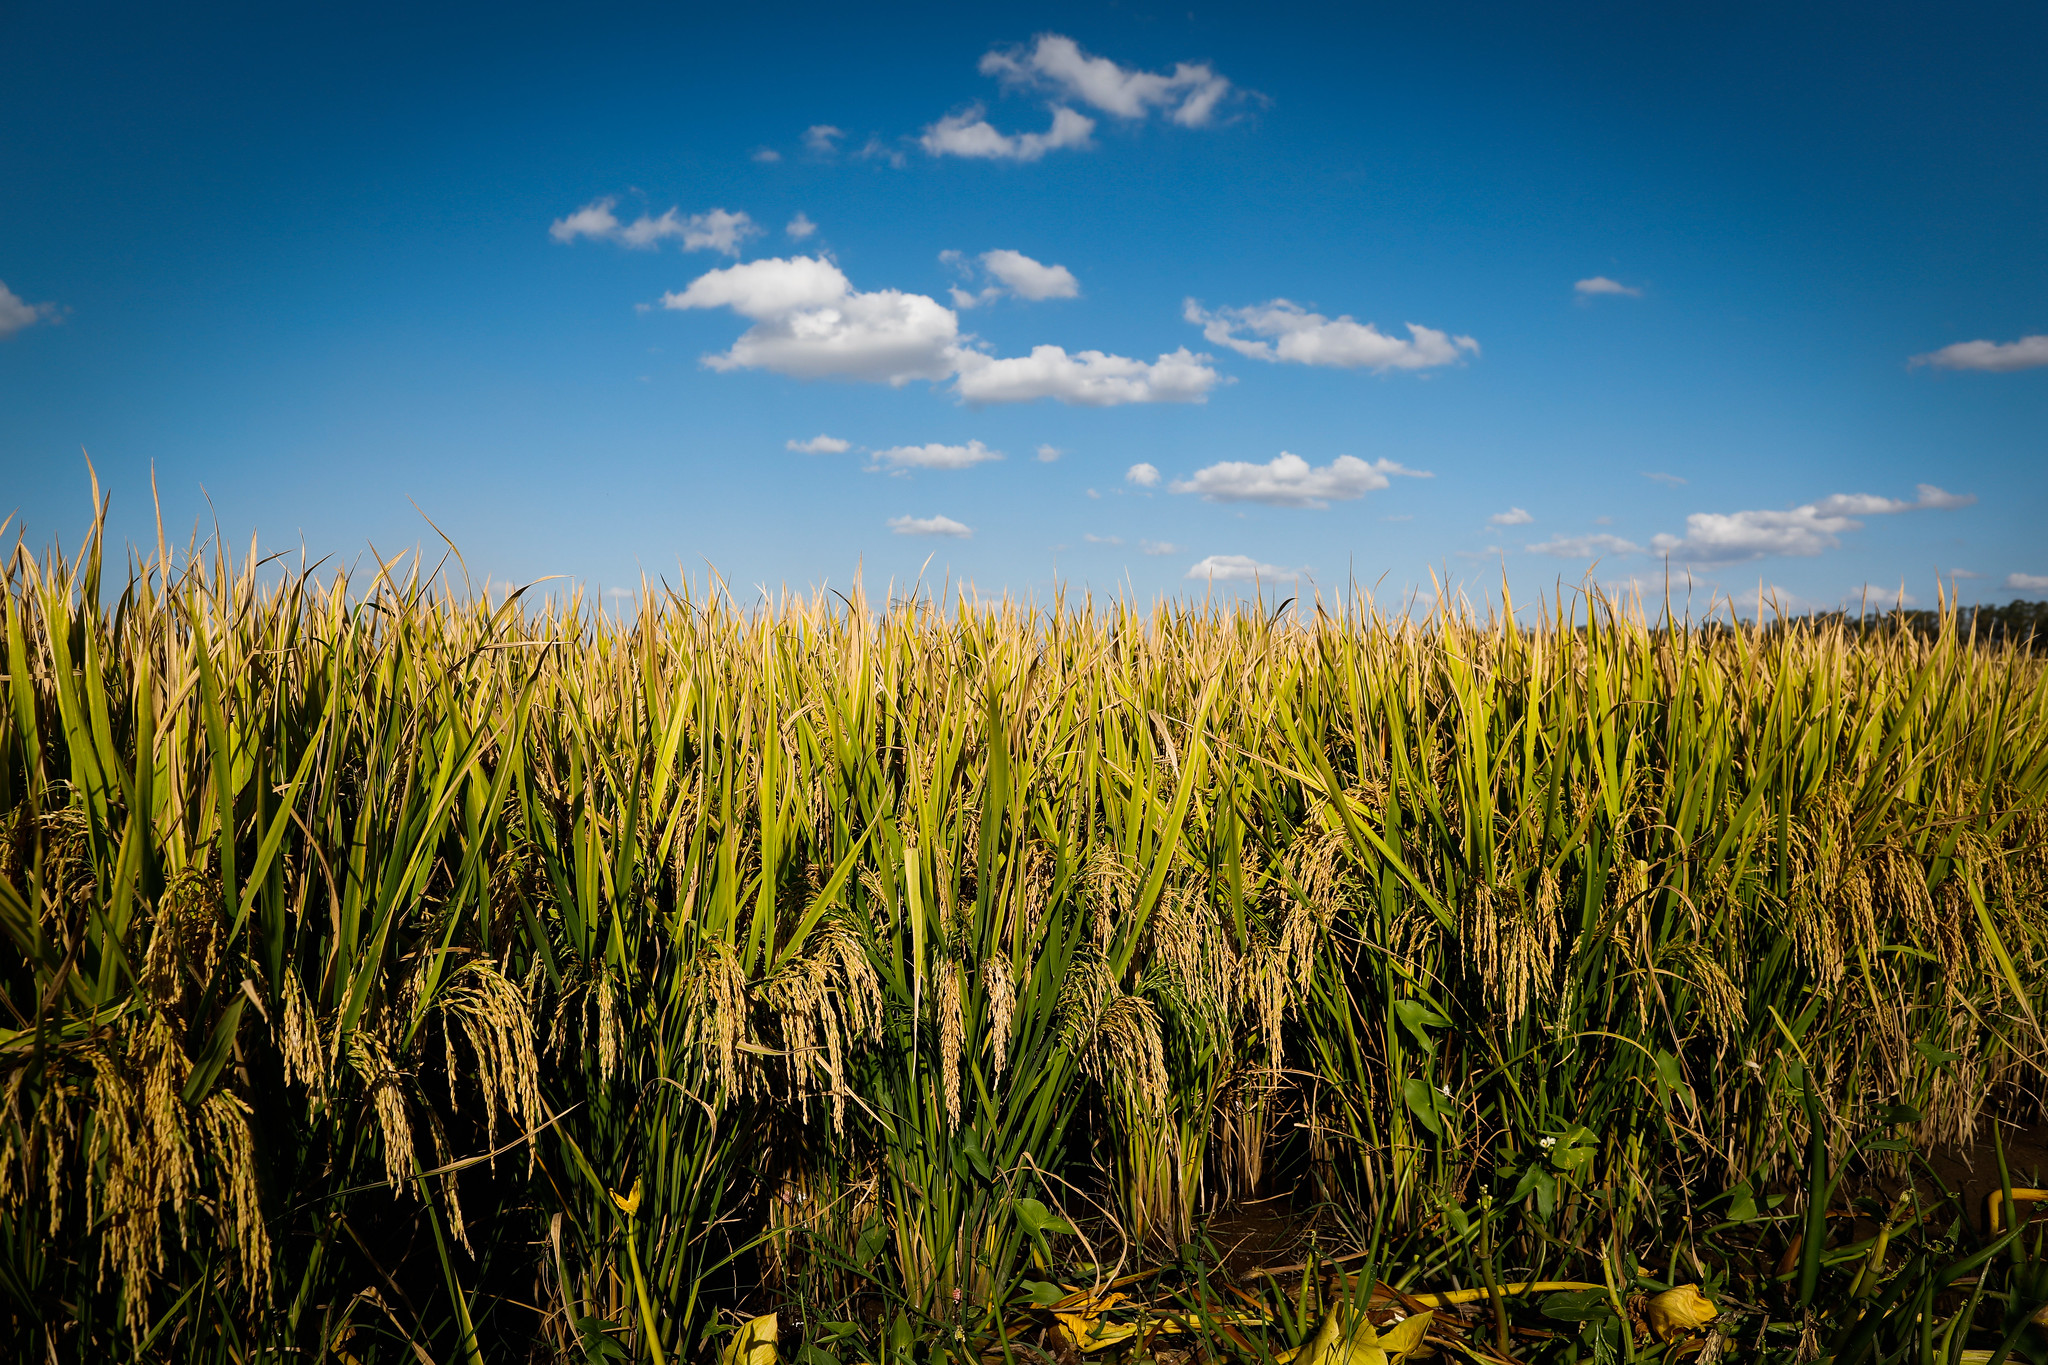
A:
1761;598;2048;651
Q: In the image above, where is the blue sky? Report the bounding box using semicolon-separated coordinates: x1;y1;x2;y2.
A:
4;0;2045;611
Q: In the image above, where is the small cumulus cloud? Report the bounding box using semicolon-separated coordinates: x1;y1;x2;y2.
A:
980;249;1079;300
953;345;1220;406
0;281;59;338
870;439;1003;470
1186;554;1300;582
1186;299;1477;371
888;513;973;538
785;212;817;240
751;147;783;163
804;125;844;154
2008;573;2048;592
665;255;1217;404
1170;452;1429;509
921;104;1095;161
942;248;1080;308
1125;462;1161;487
1036;444;1062;462
787;434;851;454
663;256;959;384
550;198;760;255
1489;507;1534;526
1911;335;2048;373
1574;276;1641;299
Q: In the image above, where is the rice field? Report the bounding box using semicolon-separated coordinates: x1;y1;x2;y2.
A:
5;503;2048;1363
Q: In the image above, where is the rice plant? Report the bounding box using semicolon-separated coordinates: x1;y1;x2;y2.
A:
2;495;2046;1361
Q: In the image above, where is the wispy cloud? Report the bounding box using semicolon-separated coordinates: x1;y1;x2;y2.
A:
1185;299;1477;371
942;248;1080;308
1527;532;1644;558
979;34;1236;127
1489;507;1533;526
870;440;1003;470
550;198;760;255
917;34;1237;164
1642;471;1687;486
0;281;58;339
2008;572;2048;592
888;514;973;538
803;125;844;154
1036;444;1062;462
1170;452;1429;508
750;147;782;163
1574;276;1641;298
1141;540;1182;556
785;212;817;240
786;434;850;454
1083;533;1123;545
1911;335;2048;373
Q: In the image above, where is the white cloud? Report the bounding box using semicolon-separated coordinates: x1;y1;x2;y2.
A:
953;345;1219;405
804;125;844;154
921;104;1096;161
1527;532;1645;558
1140;540;1182;556
666;256;1207;403
751;147;782;163
0;281;56;338
978;249;1079;300
1649;485;1976;563
1036;444;1062;462
1642;471;1687;486
787;434;850;454
1125;463;1161;487
785;212;817;240
1950;569;1985;580
1911;335;2048;373
1185;299;1478;371
888;514;972;538
662;256;960;384
1575;276;1641;298
854;135;907;168
1490;507;1534;526
1186;554;1300;582
949;285;1002;309
1908;483;1977;510
979;34;1234;127
1170;452;1429;509
943;249;1077;308
2008;573;2048;592
1083;533;1123;545
871;439;1003;470
550;198;760;255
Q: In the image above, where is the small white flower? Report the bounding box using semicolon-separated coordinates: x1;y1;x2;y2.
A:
1539;1136;1557;1149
